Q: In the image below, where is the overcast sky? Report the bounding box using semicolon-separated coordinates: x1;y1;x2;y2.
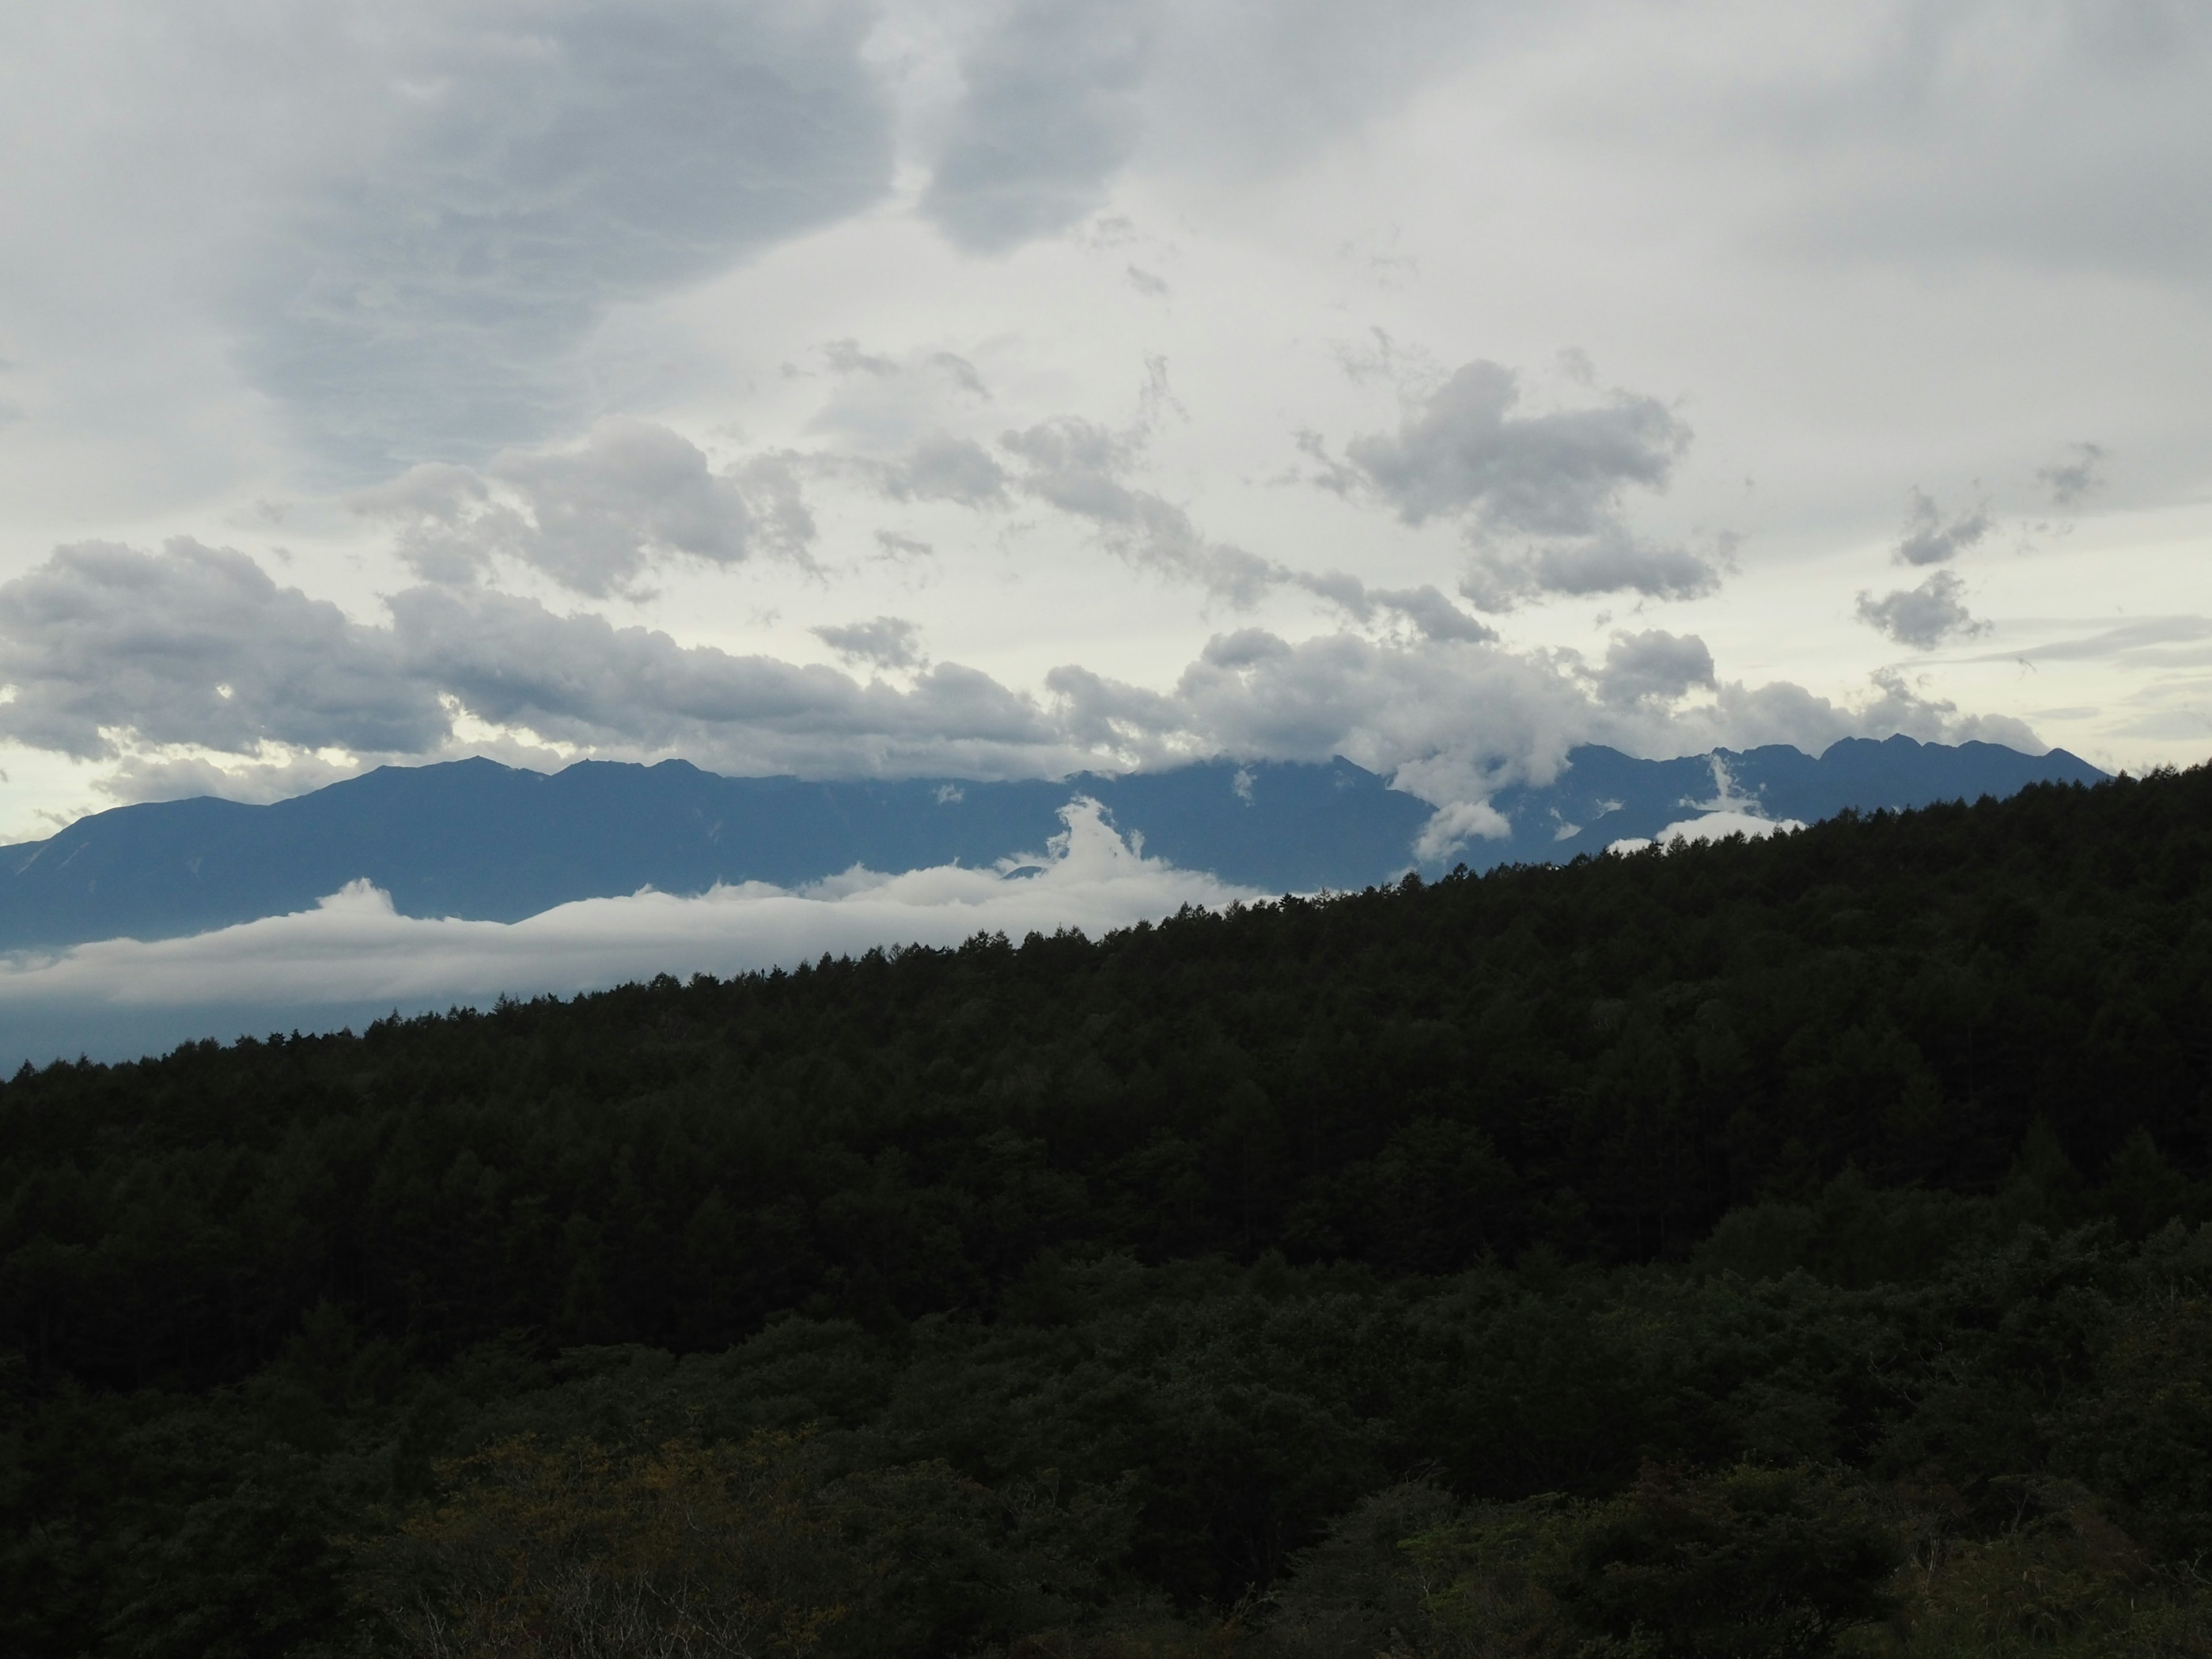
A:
1;0;2206;846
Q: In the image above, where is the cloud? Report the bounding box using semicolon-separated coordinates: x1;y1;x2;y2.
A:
0;541;2043;825
813;616;926;672
232;0;893;471
0;539;442;760
0;798;1251;1017
2037;442;2108;509
1330;360;1710;608
1856;569;1988;650
1597;629;1717;706
999;414;1279;604
1412;799;1512;863
353;419;809;597
1053;626;2044;812
1607;810;1804;856
0;540;1077;779
806;345;995;451
1893;487;1991;566
1973;616;2212;665
387;585;1066;775
912;0;1503;247
998;414;1493;638
921;0;1153;252
882;434;1012;507
1763;5;2212;287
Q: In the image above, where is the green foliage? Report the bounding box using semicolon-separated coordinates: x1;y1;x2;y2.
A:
7;765;2212;1653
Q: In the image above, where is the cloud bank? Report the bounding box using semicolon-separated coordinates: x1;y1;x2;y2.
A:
0;800;1247;1036
0;540;2041;818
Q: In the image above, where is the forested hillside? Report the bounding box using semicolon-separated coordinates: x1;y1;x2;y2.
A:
7;764;2212;1657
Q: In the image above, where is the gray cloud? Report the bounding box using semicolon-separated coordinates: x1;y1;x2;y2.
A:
0;543;2041;829
1857;569;1988;650
883;434;1012;507
999;415;1279;604
0;540;1074;779
1597;629;1717;706
813;616;926;672
914;0;1501;252
1332;359;1710;608
388;585;1062;775
1047;623;2037;816
2037;442;2108;509
999;415;1493;639
922;0;1153;252
1893;487;1991;566
0;540;442;760
1770;3;2212;287
234;1;892;472
351;419;810;597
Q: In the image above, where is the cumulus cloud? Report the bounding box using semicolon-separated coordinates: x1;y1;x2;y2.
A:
1597;629;1717;706
1857;569;1988;650
0;798;1250;1018
2037;442;2108;509
922;0;1153;252
813;616;926;672
1328;360;1710;608
1893;487;1991;566
233;0;892;470
353;419;810;597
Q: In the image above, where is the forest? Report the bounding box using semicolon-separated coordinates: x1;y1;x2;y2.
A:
7;762;2212;1657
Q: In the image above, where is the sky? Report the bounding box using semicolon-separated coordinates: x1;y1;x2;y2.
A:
1;0;2208;854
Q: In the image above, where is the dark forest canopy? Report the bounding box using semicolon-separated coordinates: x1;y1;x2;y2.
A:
7;763;2212;1657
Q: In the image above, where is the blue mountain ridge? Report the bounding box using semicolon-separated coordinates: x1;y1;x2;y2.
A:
0;735;2106;951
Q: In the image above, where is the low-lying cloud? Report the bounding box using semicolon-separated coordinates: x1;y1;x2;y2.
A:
0;800;1249;1036
1607;809;1805;856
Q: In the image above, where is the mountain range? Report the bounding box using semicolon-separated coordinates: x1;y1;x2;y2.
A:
0;735;2107;950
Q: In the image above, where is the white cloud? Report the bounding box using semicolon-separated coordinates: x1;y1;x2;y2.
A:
353;419;810;597
1607;809;1804;856
0;797;1250;1012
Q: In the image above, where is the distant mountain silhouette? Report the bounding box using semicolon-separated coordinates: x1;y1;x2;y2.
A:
0;736;2107;950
